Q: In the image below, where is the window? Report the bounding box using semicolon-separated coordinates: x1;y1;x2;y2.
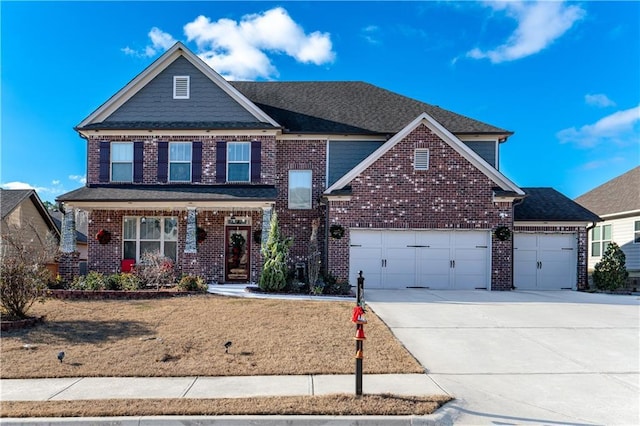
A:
111;142;133;182
173;76;190;99
591;224;612;257
288;170;312;209
635;221;640;244
123;217;178;262
414;148;429;170
227;142;250;182
169;142;192;182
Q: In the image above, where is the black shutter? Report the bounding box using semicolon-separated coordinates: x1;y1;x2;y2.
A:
216;141;227;183
133;142;144;183
157;142;168;183
192;141;202;183
99;141;110;182
250;140;261;183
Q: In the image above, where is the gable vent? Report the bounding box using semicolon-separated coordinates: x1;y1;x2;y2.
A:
414;148;429;170
173;76;190;99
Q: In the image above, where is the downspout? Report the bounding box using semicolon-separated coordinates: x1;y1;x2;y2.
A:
511;197;526;290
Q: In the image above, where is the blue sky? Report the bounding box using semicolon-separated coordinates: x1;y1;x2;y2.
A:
2;1;639;203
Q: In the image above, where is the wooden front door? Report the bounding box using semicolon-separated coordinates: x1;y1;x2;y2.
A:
225;226;251;282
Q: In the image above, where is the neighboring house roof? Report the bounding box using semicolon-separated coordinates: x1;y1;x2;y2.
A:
0;188;60;237
58;185;277;203
231;81;512;136
575;166;640;217
325;113;524;196
515;187;601;222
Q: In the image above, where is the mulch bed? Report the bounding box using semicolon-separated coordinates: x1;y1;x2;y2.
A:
47;289;199;300
1;315;45;332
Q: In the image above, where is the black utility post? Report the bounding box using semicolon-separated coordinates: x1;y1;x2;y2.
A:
354;270;365;396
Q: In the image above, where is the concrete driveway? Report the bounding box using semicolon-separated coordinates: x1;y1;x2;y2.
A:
366;289;640;425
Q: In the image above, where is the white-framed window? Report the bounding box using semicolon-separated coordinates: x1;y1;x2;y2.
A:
227;142;250;182
288;170;312;209
591;224;612;257
634;221;640;244
173;76;190;99
111;142;133;182
169;142;192;182
414;148;429;170
123;217;178;262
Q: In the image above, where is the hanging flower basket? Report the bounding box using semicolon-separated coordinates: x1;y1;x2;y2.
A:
494;226;511;241
96;229;111;244
196;227;207;244
329;224;345;239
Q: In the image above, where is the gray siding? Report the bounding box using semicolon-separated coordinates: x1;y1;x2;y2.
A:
106;57;259;123
328;140;384;187
463;141;496;168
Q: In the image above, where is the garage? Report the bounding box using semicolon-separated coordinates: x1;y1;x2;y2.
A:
514;233;577;290
349;229;490;289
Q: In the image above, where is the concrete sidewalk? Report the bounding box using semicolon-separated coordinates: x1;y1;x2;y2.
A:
0;374;446;401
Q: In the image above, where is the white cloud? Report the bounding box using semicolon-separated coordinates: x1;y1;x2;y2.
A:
52;180;60;185
557;105;640;147
361;25;382;45
581;157;625;171
2;181;38;190
467;1;585;63
585;93;616;108
69;175;87;184
122;27;177;57
184;7;335;80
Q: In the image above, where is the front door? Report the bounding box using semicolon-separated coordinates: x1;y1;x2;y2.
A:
225;226;251;282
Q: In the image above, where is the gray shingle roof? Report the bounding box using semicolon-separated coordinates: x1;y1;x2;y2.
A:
231;81;511;135
515;188;601;222
57;185;277;203
79;121;277;131
1;189;33;219
575;166;640;216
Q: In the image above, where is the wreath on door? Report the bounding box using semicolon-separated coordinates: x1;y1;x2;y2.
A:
494;226;511;241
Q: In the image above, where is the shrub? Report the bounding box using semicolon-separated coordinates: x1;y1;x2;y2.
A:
134;251;175;289
593;242;628;291
0;222;57;318
320;271;351;295
105;273;141;291
259;211;292;292
71;271;106;290
177;275;208;292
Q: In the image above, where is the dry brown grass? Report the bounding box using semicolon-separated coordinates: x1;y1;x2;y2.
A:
1;294;423;378
1;394;452;418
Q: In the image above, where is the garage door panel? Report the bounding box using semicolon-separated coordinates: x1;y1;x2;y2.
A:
350;247;382;289
416;231;449;247
385;247;416;288
385;232;416;247
417;248;451;289
514;233;576;290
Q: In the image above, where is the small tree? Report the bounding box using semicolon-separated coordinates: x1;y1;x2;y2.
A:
307;218;321;287
592;242;628;291
134;250;175;290
259;211;292;292
1;222;58;318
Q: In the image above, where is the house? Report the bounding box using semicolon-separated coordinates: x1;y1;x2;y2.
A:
575;166;640;289
57;42;599;290
1;189;60;275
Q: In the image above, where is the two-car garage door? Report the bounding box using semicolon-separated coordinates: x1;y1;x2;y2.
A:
349;230;490;289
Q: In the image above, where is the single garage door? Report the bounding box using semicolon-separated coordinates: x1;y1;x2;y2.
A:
349;230;490;289
514;233;577;290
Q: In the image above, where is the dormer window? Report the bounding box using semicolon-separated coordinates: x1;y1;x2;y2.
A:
173;76;190;99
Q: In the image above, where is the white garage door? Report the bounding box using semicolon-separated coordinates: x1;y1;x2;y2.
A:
514;233;577;290
349;230;490;289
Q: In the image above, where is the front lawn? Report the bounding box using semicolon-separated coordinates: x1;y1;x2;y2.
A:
1;294;423;378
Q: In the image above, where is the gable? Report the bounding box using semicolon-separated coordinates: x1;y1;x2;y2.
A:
105;56;259;124
326;113;523;196
327;140;385;187
77;42;279;130
575;166;640;217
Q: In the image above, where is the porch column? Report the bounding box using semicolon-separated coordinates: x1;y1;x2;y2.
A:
184;207;197;254
261;206;272;250
59;207;79;283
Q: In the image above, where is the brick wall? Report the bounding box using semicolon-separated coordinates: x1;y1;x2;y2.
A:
86;134;276;185
326;124;514;290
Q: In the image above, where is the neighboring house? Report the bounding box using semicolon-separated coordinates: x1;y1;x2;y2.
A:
57;42;599;290
575;166;640;289
1;189;60;272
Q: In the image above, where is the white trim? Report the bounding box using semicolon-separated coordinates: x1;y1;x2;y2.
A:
288;170;313;210
324;113;524;195
62;200;276;211
77;42;279;128
514;221;594;227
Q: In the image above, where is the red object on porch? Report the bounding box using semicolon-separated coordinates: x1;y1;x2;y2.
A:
121;259;135;273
